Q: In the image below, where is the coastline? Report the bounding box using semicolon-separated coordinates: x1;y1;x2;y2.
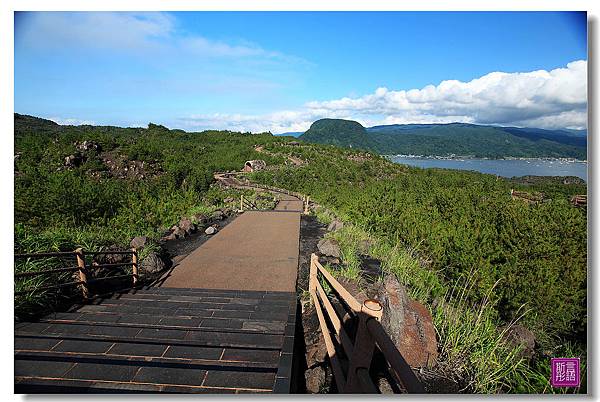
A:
385;154;588;163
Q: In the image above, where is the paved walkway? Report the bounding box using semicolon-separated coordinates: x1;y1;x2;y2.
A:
160;205;300;292
274;194;304;212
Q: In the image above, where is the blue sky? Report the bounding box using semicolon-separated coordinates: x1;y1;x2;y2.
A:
14;11;587;132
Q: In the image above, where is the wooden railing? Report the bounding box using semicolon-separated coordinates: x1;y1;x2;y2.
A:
571;194;587;207
252;183;311;214
216;172;311;214
15;248;139;299
309;254;424;393
239;194;259;212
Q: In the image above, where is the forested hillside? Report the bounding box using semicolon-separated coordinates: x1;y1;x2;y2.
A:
300;118;372;149
299;119;587;159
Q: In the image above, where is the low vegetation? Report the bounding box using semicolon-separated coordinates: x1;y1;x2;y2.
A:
14;114;587;393
251;141;587;393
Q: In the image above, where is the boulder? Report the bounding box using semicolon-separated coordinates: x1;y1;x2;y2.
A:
502;324;536;359
317;239;341;258
139;252;166;274
161;233;177;241
211;210;225;221
192;213;207;225
92;245;128;265
357;239;372;254
358;256;383;284
205;226;217;235
377;275;438;368
327;219;344;232
306;340;327;368
317;238;341;258
75;140;101;153
171;226;184;238
178;218;196;235
130;236;148;250
304;366;325;394
64;153;84;168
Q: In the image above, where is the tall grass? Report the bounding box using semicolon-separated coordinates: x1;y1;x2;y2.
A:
313;213;576;393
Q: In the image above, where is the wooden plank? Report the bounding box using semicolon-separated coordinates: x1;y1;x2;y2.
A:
313;256;363;312
131;249;139;285
310;288;346;392
315;282;354;358
85;251;135;255
356;367;378;393
345;311;377;393
75;248;89;299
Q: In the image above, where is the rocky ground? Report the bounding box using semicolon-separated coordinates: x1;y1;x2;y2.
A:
295;215;333;393
161;213;237;264
297;215;328;292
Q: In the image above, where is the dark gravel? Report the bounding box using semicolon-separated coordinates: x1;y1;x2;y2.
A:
297;214;328;293
160;214;238;261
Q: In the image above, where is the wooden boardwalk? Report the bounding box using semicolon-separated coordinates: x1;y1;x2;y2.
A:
15;287;296;393
15;196;302;394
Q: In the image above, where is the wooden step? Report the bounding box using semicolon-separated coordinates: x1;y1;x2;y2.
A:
14;287;297;394
34;313;287;333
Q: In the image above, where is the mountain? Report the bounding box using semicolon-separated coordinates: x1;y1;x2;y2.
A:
299;119;587;159
299;119;372;149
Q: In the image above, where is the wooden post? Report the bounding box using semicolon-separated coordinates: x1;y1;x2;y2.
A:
240;195;244;212
304;196;310;215
131;248;139;286
309;253;319;293
75;248;89;300
345;299;383;393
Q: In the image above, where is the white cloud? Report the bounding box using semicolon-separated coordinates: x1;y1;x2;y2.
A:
19;12;175;52
47;116;96;126
178;60;587;133
18;12;306;64
179;111;317;134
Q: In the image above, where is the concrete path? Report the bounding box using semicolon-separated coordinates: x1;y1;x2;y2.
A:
274;194;304;212
160;200;301;292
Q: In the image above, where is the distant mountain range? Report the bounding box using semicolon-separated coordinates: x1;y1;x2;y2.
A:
298;119;587;159
274;132;303;138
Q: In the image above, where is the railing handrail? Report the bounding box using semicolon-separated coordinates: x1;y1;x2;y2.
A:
15;248;139;299
218;174;311;214
240;195;259;211
309;253;424;394
14;251;79;259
